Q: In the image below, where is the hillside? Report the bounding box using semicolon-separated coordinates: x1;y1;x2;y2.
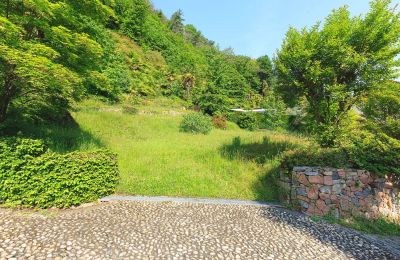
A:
0;0;273;126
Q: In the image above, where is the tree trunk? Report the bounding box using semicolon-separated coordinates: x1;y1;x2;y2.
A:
0;71;16;124
6;0;10;18
0;94;11;123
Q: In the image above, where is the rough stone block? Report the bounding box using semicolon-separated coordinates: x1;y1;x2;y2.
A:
351;197;360;206
384;182;393;189
332;184;343;194
309;175;324;184
297;188;307;197
355;189;371;198
297;195;310;202
359;174;370;185
331;195;339;204
316;199;328;213
324;176;333;185
332;171;341;180
298;174;310;186
319;192;330;200
319;186;331;194
323;171;333;176
305;171;319;176
307;187;318;200
298;200;309;209
337;170;346;178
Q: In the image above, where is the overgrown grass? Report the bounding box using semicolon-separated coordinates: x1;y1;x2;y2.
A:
1;98;309;201
69;98;307;201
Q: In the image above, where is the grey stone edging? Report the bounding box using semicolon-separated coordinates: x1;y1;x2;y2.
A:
100;195;282;207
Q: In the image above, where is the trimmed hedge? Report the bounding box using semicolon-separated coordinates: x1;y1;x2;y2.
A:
0;138;119;208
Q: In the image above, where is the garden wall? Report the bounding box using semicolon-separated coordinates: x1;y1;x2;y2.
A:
279;167;400;221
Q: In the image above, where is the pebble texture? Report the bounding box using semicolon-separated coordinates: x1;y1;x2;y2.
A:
0;201;399;259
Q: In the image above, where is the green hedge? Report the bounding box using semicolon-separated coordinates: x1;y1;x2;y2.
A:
0;138;119;208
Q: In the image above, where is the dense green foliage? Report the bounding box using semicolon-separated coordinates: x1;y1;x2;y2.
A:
281;131;399;176
0;0;276;125
280;147;351;173
274;0;400;146
361;81;400;139
180;113;212;135
1;0;399;211
0;138;118;208
345;129;400;175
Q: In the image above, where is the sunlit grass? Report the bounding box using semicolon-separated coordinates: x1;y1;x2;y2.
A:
65;98;311;201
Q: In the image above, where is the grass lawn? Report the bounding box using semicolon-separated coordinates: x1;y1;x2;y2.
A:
15;98;310;201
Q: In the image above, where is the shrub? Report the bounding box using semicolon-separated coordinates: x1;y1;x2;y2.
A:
236;113;258;131
345;130;400;176
212;114;227;130
0;138;119;208
180;113;212;134
122;105;138;114
280;147;351;173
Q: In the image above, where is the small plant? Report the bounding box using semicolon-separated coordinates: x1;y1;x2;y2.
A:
122;105;138;114
180;113;212;134
212;114;227;130
236;113;258;131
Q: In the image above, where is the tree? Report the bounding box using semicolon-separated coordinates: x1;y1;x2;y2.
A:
0;12;82;123
361;81;400;139
168;9;184;34
119;0;150;42
0;0;111;123
274;0;400;146
231;55;261;94
256;55;273;95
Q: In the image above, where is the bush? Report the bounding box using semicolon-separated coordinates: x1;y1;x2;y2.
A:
345;130;400;176
236;113;258;130
180;113;212;134
212;114;227;130
280;147;351;173
0;138;119;208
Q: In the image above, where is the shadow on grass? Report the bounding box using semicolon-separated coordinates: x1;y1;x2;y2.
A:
0;117;104;153
220;136;298;164
220;136;299;202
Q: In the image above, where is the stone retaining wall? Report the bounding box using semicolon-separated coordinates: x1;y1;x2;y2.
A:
279;167;400;221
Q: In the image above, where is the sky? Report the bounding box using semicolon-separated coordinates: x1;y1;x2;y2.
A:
150;0;381;58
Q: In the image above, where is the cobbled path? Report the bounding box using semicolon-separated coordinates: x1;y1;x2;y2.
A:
0;201;399;260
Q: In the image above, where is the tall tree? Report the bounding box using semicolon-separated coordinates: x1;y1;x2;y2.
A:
274;0;400;146
257;55;273;95
0;0;109;123
168;9;184;34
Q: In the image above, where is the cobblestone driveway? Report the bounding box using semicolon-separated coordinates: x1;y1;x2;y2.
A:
0;201;398;259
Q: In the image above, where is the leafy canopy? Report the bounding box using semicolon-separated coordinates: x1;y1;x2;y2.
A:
274;0;400;146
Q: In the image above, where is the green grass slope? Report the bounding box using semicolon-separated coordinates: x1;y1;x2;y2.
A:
16;97;309;202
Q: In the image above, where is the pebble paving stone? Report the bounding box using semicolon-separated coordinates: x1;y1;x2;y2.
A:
0;200;399;259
